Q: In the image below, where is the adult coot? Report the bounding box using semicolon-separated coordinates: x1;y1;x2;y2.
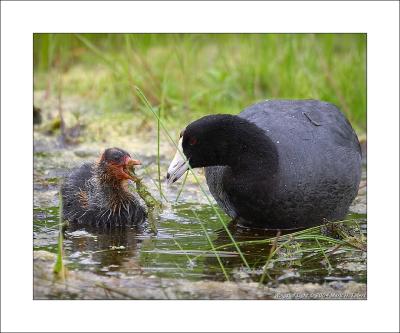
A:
61;147;146;226
167;100;362;229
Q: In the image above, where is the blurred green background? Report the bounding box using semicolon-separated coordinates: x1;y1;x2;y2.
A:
33;33;366;135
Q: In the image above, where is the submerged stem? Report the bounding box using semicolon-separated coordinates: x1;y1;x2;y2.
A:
173;239;195;267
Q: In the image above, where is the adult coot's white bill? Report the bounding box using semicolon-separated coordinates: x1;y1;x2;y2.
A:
167;100;362;229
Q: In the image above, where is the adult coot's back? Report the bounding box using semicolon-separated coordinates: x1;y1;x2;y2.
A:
167;100;362;229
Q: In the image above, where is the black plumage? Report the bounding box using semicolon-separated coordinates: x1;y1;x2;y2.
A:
61;148;146;226
168;99;362;229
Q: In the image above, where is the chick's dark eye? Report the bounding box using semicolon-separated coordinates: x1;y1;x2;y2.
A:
189;137;198;146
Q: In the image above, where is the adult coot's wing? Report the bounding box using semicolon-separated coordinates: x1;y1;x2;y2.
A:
205;100;361;224
239;99;361;154
239;99;362;217
205;166;237;218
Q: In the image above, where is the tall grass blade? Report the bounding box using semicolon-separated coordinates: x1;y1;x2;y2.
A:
157;106;162;199
193;211;230;281
175;171;188;202
74;34;115;69
141;167;169;203
135;86;250;269
173;239;194;267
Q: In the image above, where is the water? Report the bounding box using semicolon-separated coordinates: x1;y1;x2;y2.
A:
33;145;367;285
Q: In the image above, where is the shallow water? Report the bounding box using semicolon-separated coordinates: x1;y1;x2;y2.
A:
33;140;367;285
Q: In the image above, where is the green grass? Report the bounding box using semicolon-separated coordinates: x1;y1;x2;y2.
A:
34;33;366;133
194;211;230;281
178;217;366;283
35;33;367;283
172;238;195;269
204;218;365;252
134;87;366;283
136;87;250;270
175;171;189;202
53;192;66;279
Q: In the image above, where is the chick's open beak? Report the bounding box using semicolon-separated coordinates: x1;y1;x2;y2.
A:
126;157;142;167
123;157;141;181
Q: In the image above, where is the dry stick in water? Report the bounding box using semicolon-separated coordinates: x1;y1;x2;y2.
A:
259;231;282;285
316;238;333;272
95;282;139;299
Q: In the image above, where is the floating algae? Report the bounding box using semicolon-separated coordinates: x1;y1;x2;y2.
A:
127;166;162;234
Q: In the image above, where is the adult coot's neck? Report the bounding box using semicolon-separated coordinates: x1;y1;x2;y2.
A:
184;115;279;176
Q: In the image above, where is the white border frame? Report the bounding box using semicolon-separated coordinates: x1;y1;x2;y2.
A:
1;1;399;332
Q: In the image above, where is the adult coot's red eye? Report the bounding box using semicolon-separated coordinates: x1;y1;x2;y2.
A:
61;147;146;226
189;137;197;145
167;99;362;230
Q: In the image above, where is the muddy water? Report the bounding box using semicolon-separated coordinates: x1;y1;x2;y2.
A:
33;133;367;289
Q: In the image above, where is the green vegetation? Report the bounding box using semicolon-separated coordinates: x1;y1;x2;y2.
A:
136;86;250;271
185;217;366;284
53;192;66;279
34;33;367;284
194;210;230;281
135;87;365;281
130;173;161;234
34;33;366;134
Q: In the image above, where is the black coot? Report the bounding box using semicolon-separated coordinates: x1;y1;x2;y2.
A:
167;100;362;229
61;147;146;226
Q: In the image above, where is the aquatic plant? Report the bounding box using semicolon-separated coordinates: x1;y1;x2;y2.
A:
136;87;250;270
53;192;66;280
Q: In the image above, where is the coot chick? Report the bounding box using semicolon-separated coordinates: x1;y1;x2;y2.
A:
167;99;362;229
61;147;146;226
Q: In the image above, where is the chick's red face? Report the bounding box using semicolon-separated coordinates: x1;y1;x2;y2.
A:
101;148;141;181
